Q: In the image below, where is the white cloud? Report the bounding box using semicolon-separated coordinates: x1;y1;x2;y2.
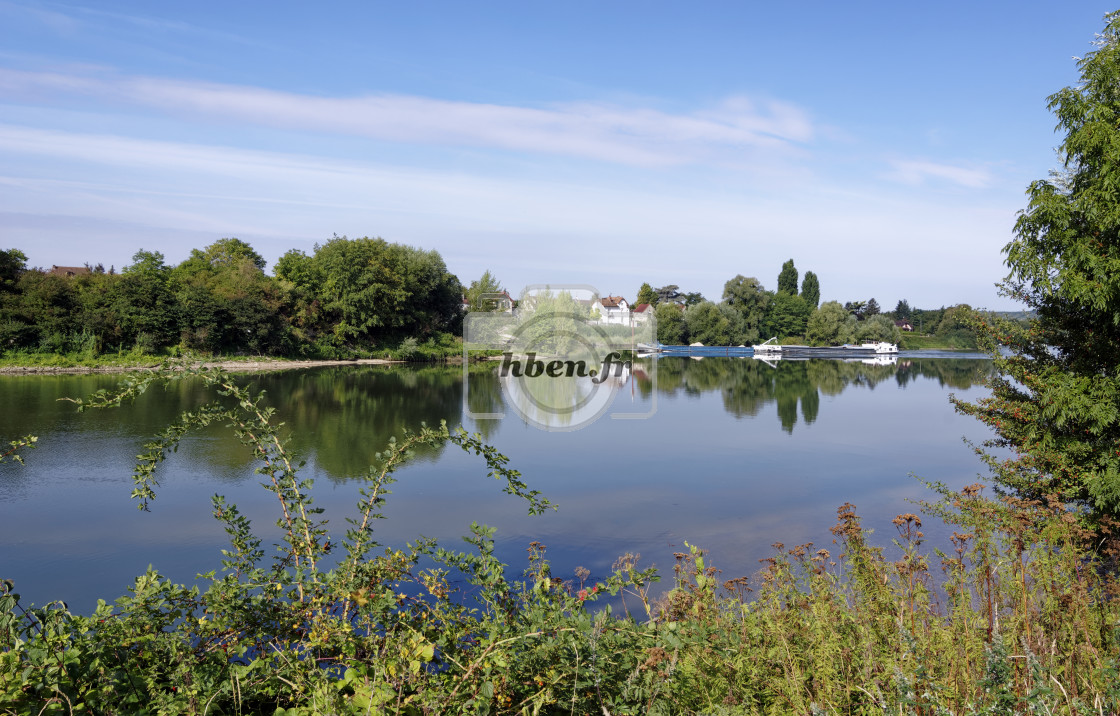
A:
0;68;815;167
886;158;993;189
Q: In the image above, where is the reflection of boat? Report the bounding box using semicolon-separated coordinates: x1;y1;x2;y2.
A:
861;355;898;366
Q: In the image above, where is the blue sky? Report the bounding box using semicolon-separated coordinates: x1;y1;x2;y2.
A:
0;1;1115;310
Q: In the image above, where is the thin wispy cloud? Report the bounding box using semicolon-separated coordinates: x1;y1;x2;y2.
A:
886;159;993;189
0;68;816;167
1;0;260;47
0;1;79;35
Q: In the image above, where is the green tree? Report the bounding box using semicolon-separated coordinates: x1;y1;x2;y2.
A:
11;271;79;349
655;302;686;344
684;301;737;345
955;13;1120;515
655;285;681;304
935;304;977;349
777;259;798;295
286;236;462;347
856;314;901;343
801;271;820;308
763;293;811;340
275;249;320;285
0;248;27;292
806;301;856;346
843;300;867;320
116;249;179;351
635;282;657;306
722;275;770;342
171;240;290;354
465;270;505;311
190;237;267;271
865;298;881;317
893;299;912;319
274;249;326;349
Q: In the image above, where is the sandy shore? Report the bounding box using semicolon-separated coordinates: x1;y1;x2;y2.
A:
0;357;406;375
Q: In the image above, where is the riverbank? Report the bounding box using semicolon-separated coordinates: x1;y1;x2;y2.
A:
0;356;405;374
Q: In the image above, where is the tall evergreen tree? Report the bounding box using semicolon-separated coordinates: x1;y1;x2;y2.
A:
801;271;820;307
777;259;798;295
635;282;658;306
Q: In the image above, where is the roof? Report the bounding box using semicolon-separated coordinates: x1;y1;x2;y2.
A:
49;265;91;277
633;303;652;313
600;296;628;308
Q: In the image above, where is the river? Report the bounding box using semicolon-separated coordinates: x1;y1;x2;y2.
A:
0;353;996;613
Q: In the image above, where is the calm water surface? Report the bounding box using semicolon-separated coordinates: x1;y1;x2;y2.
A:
0;354;996;613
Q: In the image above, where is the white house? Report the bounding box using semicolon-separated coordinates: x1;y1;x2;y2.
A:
599;296;630;325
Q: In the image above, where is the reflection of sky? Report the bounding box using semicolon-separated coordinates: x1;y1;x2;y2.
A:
1;361;998;613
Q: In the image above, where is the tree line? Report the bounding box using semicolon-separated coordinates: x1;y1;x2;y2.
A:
0;240;980;359
0;237;464;358
634;260;976;347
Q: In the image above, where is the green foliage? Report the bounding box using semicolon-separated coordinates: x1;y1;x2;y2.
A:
299;236;463;346
654;302;686;344
0;248;27;292
777;258;798;295
856;314;902;343
893;298;912;319
721;275;770;342
932;303;978;349
681;291;705;306
464;270;505;311
956;13;1120;515
0;235;465;362
806;301;853;346
684;301;736;345
800;270;820;308
115;251;179;351
865;297;880;317
122;249;168;276
10;272;79;347
0;434;35;465
172;240;290;355
635;282;657;306
844;299;868;320
654;284;680;304
762;292;811;340
188;237;267;271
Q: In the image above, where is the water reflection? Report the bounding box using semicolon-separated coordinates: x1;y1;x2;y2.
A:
0;357;991;484
630;356;990;434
